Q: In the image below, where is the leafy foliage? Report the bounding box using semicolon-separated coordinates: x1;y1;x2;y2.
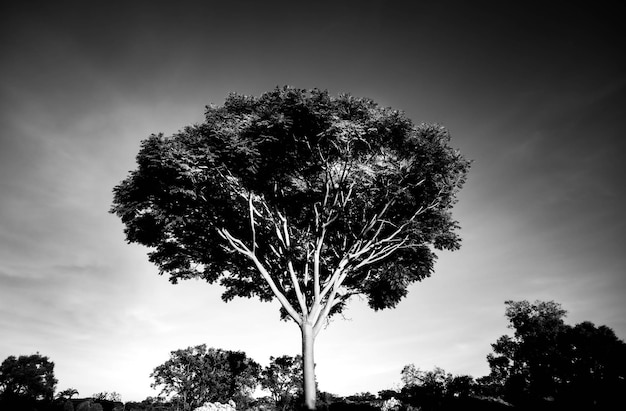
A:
399;365;475;409
0;353;57;401
111;86;470;324
486;300;568;402
486;300;626;408
558;321;626;408
150;345;259;410
260;355;303;411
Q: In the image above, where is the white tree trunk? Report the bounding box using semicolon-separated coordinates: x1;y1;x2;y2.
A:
301;322;316;410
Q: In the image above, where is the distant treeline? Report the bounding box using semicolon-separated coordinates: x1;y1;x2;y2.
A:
2;300;625;410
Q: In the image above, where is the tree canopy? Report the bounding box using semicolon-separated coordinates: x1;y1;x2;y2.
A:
260;355;304;411
485;300;626;408
486;300;569;403
150;345;259;409
0;353;57;401
399;365;475;410
111;86;470;322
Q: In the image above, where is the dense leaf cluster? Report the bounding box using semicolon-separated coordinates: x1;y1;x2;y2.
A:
111;87;470;317
261;355;304;411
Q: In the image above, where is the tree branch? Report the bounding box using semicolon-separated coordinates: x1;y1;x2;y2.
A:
313;226;325;302
314;197;441;316
249;194;257;254
218;228;302;325
317;256;350;308
276;211;308;315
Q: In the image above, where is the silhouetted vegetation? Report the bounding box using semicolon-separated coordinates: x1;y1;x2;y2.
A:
2;300;624;410
480;300;626;410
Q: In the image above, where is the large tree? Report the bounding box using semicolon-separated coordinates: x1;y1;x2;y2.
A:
150;345;259;410
112;87;470;409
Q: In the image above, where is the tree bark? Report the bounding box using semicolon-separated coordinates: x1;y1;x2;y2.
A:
301;322;316;410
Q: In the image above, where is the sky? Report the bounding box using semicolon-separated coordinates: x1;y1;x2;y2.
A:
1;0;625;402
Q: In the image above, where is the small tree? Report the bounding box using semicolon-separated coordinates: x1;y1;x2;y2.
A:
0;353;57;402
112;87;470;409
57;388;79;400
261;355;303;411
150;345;259;410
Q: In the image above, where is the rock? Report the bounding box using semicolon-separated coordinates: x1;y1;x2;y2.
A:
193;400;237;411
